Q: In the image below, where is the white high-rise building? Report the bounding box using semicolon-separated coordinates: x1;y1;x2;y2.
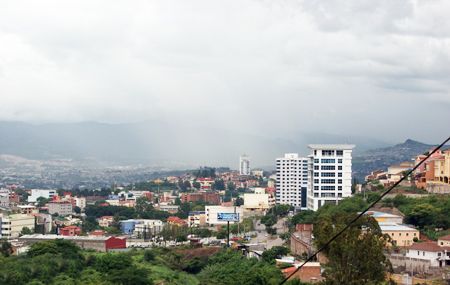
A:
275;153;309;209
307;144;355;211
239;154;250;176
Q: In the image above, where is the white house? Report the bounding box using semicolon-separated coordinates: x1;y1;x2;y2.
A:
406;242;450;268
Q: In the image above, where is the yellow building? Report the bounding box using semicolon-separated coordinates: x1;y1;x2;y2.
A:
379;223;419;247
438;234;450;246
435;150;450;184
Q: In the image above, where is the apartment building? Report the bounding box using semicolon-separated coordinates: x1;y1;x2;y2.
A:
28;189;57;203
48;201;73;216
307;144;355;211
243;188;275;211
0;214;35;239
180;192;220;205
240;154;250;176
275;153;309;209
379;223;419;247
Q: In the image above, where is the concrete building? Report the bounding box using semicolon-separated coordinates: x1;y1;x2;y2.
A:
276;153;309;209
158;204;179;214
188;211;206;227
97;216;114;227
0;189;10;208
434;149;450;185
240;154;250;176
406;242;450;268
379;223;419;247
243;191;274;211
59;225;81;236
180;192;220;205
205;206;244;225
282;263;323;284
366;211;403;224
48;201;73;216
290;224;314;258
120;219;163;237
387;162;414;184
167;216;187;226
74;197;86;210
0;214;35;239
307;144;355;211
17;205;38;215
438;235;450;247
251;169;264;177
19;234;126;252
28;189;57;203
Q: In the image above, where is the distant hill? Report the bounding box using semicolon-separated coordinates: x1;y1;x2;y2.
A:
353;139;435;182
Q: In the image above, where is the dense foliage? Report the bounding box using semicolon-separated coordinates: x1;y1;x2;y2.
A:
198;250;284;285
382;194;450;239
0;240;287;285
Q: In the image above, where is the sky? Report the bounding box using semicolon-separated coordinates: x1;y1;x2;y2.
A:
0;0;449;143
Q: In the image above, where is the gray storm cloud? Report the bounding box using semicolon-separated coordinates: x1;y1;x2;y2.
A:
0;0;449;143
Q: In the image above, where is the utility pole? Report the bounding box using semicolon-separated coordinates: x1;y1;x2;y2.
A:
227;221;230;248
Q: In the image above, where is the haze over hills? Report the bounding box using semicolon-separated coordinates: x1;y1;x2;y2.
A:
0;121;395;170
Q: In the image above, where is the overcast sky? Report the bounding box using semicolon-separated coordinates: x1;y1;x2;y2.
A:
0;0;449;143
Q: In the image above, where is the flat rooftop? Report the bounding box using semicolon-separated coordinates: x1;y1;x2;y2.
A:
365;211;402;219
378;223;418;231
308;144;355;150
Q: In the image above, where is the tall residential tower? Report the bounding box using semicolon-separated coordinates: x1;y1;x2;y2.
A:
307;144;355;211
275;153;309;209
239;154;250;176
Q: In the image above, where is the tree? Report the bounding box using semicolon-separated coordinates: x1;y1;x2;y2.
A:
404;203;441;229
27;239;83;260
262;246;289;263
213;179;226;190
198;250;283;285
20;227;33;236
227;182;236;191
144;250;155;262
290;210;316;227
314;213;391;285
234;197;244;206
0;239;13;257
36;197;50;207
193;181;201;190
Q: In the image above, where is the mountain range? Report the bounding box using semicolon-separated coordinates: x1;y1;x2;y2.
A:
0;121;440;179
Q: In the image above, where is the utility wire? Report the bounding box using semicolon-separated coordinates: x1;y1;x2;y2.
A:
280;136;450;284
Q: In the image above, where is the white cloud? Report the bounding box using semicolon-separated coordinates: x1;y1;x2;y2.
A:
0;0;449;141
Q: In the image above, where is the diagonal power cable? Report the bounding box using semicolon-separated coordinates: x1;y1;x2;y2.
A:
280;135;450;284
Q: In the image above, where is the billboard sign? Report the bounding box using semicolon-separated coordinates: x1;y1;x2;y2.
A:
217;212;240;222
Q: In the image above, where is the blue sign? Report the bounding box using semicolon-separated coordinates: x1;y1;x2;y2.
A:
217;213;239;222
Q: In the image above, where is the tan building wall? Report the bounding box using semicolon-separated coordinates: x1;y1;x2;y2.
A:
384;229;419;247
1;214;35;238
435;151;450;184
438;239;450;247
